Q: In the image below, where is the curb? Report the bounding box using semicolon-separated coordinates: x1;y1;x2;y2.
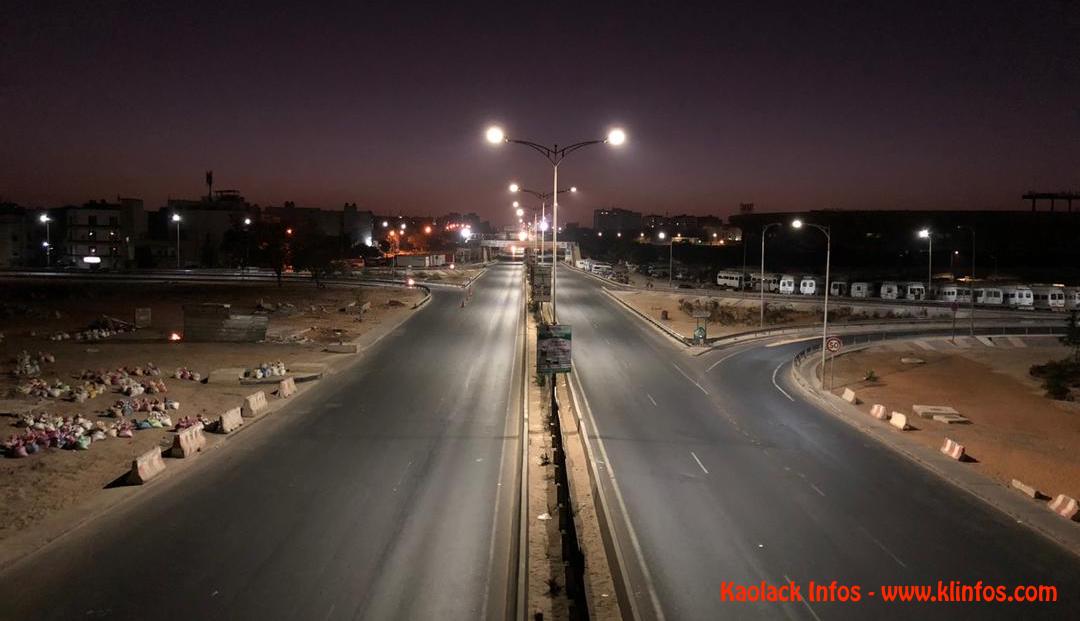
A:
788;345;1080;560
599;287;690;347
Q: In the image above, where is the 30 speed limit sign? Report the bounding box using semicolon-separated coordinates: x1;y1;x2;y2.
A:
825;336;843;353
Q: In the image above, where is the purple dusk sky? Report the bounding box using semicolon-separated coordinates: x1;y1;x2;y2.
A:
2;1;1079;225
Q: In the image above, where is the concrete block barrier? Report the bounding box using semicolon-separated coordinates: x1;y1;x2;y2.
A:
242;390;268;417
325;343;358;354
218;407;243;433
889;412;910;431
128;447;166;484
1048;494;1079;522
1011;479;1041;499
913;404;958;419
870;404;888;420
842;388;858;404
940;438;966;461
278;377;296;398
170;423;206;458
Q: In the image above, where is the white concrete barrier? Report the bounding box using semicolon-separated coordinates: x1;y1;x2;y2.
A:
218;407;243;433
842;388;858;404
278;377;296;398
128;447;166;484
913;404;958;419
170;423;206;458
1011;479;1040;499
242;390;268;417
889;412;910;431
1048;494;1079;522
940;438;966;461
870;404;888;420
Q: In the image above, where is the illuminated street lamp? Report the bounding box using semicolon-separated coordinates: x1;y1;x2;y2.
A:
509;182;579;267
382;220;389;228
918;228;932;298
171;213;182;268
39;214;51;267
516;208;525;217
791;219;832;388
488;125;627;321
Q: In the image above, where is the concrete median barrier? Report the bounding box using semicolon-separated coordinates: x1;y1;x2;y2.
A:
218;407;243;433
1048;494;1079;522
278;377;296;398
870;404;888;420
940;438;966;461
170;423;206;458
242;390;268;417
128;447;165;484
889;412;910;431
842;388;858;404
1011;479;1041;499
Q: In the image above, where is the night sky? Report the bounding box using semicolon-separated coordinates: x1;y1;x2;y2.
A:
3;1;1079;224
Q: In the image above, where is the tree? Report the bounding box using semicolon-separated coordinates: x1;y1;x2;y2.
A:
292;230;340;287
1062;310;1080;363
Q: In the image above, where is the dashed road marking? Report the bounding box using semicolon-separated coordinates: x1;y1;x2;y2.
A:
646;393;658;407
672;363;709;395
690;451;709;475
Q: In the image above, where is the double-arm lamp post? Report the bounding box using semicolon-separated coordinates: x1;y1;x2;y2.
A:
487;125;626;322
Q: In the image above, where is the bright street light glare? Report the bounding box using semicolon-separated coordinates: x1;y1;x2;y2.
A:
461;227;472;239
658;231;667;240
509;183;519;193
171;214;182;222
518;231;528;241
918;228;930;238
39;214;50;223
791;219;803;229
569;186;577;193
607;128;627;146
512;201;520;208
516;208;524;217
485;126;505;144
381;220;388;227
243;218;252;225
400;223;407;230
539;220;549;232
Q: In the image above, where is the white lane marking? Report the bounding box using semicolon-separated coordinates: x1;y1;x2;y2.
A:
646;393;658;407
771;361;795;401
705;350;740;373
672;363;709;395
860;526;908;568
570;367;666;621
690;451;709;475
810;483;826;497
784;574;824;621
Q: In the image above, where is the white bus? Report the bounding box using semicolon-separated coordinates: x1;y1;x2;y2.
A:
938;284;971;303
716;270;749;290
800;276;824;295
590;262;613;277
903;282;926;301
1031;286;1065;311
779;274;798;295
829;280;848;297
850;282;874;298
880;282;900;300
751;272;780;293
1003;286;1034;309
975;287;1004;306
1065;288;1080;310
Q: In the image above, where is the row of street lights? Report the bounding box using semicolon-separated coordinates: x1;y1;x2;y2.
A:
486;125;626;321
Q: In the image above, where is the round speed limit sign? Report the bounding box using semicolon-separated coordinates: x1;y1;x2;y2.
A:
825;336;842;353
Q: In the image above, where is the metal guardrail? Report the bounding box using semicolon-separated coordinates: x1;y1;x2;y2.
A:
792;324;1068;366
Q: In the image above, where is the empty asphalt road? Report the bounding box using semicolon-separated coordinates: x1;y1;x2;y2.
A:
556;265;1080;620
0;263;524;620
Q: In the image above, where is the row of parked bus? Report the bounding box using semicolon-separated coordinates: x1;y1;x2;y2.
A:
715;271;1080;310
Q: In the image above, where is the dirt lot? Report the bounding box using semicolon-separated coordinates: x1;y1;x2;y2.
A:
611;290;823;339
826;340;1080;501
0;279;422;547
361;265;481;286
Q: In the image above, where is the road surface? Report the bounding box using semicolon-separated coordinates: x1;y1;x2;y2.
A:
556;265;1080;620
0;263;524;620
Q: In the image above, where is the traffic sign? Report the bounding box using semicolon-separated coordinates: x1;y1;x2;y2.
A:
825;336;842;353
538;324;572;374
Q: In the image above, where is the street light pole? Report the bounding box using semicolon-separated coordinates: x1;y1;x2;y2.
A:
793;220;831;389
958;226;976;336
489;126;626;322
918;229;933;299
760;222;782;329
39;214;51;267
509;184;574;269
172;214;182;268
669;235;674;289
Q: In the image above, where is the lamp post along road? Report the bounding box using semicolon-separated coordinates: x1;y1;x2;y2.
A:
792;220;831;388
760;222;782;329
488;125;625;322
509;183;575;270
172;213;182;268
918;229;932;298
39;214;51;267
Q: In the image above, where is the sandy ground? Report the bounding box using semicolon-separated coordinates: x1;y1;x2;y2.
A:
826;341;1080;501
0;279;421;546
611;290;822;339
361;266;481;286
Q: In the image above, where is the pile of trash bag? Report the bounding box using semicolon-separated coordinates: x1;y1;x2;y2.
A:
12;351;55;377
4;414;135;457
173;367;201;381
244;361;287;379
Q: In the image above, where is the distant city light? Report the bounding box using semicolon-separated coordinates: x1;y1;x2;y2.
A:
424;225;432;234
791;219;803;229
518;231;528;241
400;223;407;230
658;231;667;240
539;220;549;232
382;220;389;227
171;213;181;222
569;186;577;193
169;332;182;341
364;236;373;247
82;256;101;264
509;183;520;193
918;228;930;238
461;226;473;239
512;201;520;208
617;232;622;238
516;208;524;217
39;214;50;223
286;228;293;235
243;217;252;225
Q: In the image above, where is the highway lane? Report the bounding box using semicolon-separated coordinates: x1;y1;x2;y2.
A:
0;263;524;620
557;265;1080;620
